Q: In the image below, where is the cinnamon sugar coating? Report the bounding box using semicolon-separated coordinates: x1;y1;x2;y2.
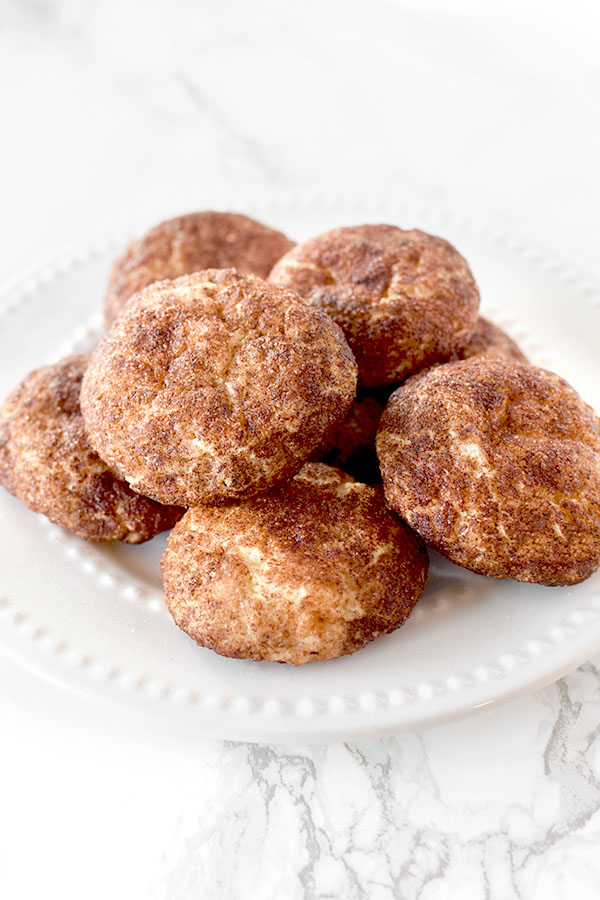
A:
376;358;600;585
0;356;182;542
82;270;358;507
161;463;429;664
104;211;295;325
269;224;480;387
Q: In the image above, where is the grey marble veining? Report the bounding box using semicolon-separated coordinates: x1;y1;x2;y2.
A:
146;658;600;899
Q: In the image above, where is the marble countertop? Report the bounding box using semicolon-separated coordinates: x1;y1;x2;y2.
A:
1;1;600;898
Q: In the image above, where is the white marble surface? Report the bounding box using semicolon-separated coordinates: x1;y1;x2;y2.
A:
1;1;600;897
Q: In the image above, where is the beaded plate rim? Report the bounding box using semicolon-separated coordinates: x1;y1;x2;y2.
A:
1;192;599;741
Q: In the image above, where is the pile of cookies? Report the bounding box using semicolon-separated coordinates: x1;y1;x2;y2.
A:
2;211;600;666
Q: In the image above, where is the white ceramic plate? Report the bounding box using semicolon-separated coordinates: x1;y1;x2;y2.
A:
1;195;600;743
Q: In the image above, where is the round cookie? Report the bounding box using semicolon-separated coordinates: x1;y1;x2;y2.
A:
269;224;480;387
82;269;358;507
161;463;429;664
105;211;295;325
0;355;182;542
315;387;390;483
376;358;600;586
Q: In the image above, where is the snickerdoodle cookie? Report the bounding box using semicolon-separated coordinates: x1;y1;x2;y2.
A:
161;463;429;664
376;358;600;585
269;224;480;387
104;211;295;324
0;356;182;542
82;270;358;507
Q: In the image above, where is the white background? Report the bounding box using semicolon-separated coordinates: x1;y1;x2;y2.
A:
1;1;600;898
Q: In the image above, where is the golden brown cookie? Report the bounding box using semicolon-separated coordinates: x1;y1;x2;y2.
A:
0;356;183;542
376;358;600;585
161;463;429;664
82;270;358;507
104;211;295;325
315;387;390;483
269;224;480;387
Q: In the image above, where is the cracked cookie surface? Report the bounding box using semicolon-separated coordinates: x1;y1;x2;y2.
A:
269;224;480;387
0;355;182;541
161;463;429;664
82;270;358;506
376;358;600;585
